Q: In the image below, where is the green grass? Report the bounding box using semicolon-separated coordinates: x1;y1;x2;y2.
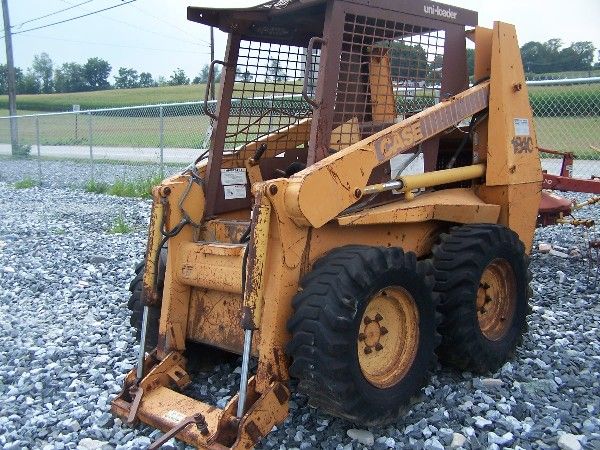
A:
85;175;162;198
107;175;162;198
13;177;38;189
526;69;600;80
534;116;600;158
0;84;208;112
107;214;132;234
0;81;302;112
85;179;109;194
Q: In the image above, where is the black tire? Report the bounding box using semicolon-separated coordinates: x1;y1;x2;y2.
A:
286;245;438;425
432;224;530;373
127;249;167;351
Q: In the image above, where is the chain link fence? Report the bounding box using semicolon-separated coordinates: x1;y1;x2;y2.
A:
0;78;598;189
529;77;600;178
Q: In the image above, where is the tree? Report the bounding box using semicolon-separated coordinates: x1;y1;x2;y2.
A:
192;64;210;84
114;67;139;89
54;62;87;93
236;69;253;82
521;39;596;73
31;53;53;93
169;68;189;86
388;43;429;80
563;42;595;71
266;58;286;81
0;64;22;95
139;72;155;88
466;48;475;76
83;57;111;90
17;70;40;94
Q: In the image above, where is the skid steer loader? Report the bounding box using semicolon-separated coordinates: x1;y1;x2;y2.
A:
112;1;542;448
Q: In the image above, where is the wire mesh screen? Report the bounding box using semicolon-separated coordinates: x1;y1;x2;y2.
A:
224;41;318;153
331;13;444;150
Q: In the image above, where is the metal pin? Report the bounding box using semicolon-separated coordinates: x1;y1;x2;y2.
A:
136;306;149;380
236;329;253;418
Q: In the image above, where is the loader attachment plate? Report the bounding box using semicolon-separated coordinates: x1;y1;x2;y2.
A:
112;366;289;449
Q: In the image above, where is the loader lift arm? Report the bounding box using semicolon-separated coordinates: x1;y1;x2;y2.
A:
283;81;491;228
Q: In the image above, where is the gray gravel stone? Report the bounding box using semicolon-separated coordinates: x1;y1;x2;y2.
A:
1;171;599;450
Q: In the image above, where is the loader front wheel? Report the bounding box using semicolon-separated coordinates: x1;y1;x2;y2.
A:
286;246;438;425
432;224;530;373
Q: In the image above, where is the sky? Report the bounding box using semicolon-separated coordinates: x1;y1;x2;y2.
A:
2;0;600;82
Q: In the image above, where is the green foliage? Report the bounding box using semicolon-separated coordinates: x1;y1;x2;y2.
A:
0;83;208;111
139;72;156;88
54;62;87;93
85;179;109;194
169;68;190;86
529;85;600;117
115;67;140;89
32;53;54;94
106;175;162;199
521;40;596;73
266;59;286;82
83;57;112;90
11;143;31;158
388;42;431;80
107;214;132;234
13;177;38;189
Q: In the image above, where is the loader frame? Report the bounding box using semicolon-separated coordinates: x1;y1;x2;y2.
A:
112;1;542;448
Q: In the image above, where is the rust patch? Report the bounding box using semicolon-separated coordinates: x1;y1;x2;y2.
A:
273;383;289;405
244;421;262;445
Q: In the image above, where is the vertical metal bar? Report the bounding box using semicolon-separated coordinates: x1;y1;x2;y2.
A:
35;115;42;186
88;111;94;182
136;306;150;379
306;2;345;164
204;33;241;217
159;105;164;178
236;329;252;418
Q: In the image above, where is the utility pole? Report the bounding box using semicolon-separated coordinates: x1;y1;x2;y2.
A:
210;26;215;100
1;0;18;154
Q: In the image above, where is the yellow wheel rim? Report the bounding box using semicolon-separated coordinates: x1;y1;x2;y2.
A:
477;258;517;341
357;287;420;389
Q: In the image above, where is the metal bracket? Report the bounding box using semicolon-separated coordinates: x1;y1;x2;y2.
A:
204;60;227;120
148;413;209;450
126;386;144;425
302;37;326;109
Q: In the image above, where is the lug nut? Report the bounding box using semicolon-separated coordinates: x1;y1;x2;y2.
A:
374;313;383;322
380;326;388;336
364;346;372;354
364;316;372;325
358;333;366;341
374;343;383;351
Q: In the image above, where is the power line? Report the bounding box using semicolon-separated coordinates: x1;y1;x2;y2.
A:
131;3;209;44
19;32;212;55
14;0;96;28
6;0;137;37
89;12;210;47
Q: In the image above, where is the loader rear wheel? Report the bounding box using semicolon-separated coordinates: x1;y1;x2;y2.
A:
286;246;438;425
127;249;167;351
432;224;529;373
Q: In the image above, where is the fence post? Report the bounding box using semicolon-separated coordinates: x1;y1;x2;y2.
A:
159;105;164;177
35;115;42;186
88;111;94;182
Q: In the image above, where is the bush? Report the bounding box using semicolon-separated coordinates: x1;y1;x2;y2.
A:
12;143;31;158
13;177;38;189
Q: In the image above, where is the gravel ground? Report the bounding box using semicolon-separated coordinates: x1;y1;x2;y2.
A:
0;160;599;450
